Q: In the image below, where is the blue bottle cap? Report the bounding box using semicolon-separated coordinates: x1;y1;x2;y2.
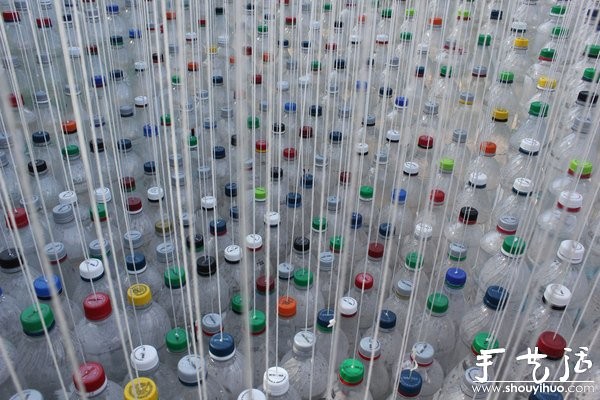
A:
316;308;335;331
144;161;156;174
483;285;509;310
224;182;238;197
213;146;226;159
392;188;407;203
301;173;313;188
445;268;467;288
143;124;158;137
203;118;217;129
379;310;396;329
106;4;119;13
379;223;393;238
329;130;343;143
125;252;147;273
128;28;141;38
529;389;563;400
395;96;408;107
286;192;302;208
398;369;422;397
350;212;363;229
33;274;63;299
209;332;235;357
117;138;132;151
284;102;297;112
212;75;223;85
230;206;239;220
92;75;106;88
32;131;50;145
209;218;227;236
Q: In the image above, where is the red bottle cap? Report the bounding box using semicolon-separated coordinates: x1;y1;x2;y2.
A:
83;292;112;321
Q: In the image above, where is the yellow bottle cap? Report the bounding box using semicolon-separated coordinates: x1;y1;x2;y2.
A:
124;377;158;400
492;108;509;121
127;284;152;307
537;76;557;89
513;37;528;48
208;45;218;55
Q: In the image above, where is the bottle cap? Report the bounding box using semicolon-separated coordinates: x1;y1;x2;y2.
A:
439;158;454;172
536;331;567;359
529;101;549;117
358;337;381;360
124;378;157;400
277;296;296;317
423;101;438;115
492;108;509;121
223;245;242;264
293;268;313;287
127;284;152;307
537;76;557;90
329;235;343;252
20;303;54;335
472;65;487;77
568;159;593;177
164;267;186;289
263;367;290;396
512;178;534;195
209;332;235;359
238;390;266;400
196;256;217;276
94;187;112;204
123;231;143;250
430;189;445;205
557;191;583;210
79;258;104;281
130;345;159;371
459;207;478;224
73;362;107;395
185;234;204;253
166;328;188;353
311;216;327;232
483;285;509;310
397;369;422;397
27;159;48;174
424;292;448;314
339;296;358;316
33;274;63;299
411;342;434;365
414;223;433;239
245;233;263;251
468;172;487;188
250;310;266;334
445;267;467;288
177;355;206;386
440;65;452;77
256;275;275;294
354;272;374;290
501;235;526;256
498;71;514;83
480;141;497;156
471;332;500;355
556;240;585;263
368;242;384;260
327;195;342;211
201;313;223;336
339;359;364;385
82;292;112;321
543;284;571;308
88;238;110;259
125;252;147;274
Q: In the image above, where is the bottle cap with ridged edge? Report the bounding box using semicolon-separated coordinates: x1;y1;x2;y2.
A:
127;283;152;307
177;355;206;386
130;345;159;371
88;238;110;259
445;267;467;288
164;266;185;289
468;172;487;188
483;285;508;310
224;245;242;263
339;296;358;316
201;313;222;336
238;389;266;400
79;258;104;281
529;101;550;117
557;191;583;210
249;310;266;334
536;331;567;359
556;240;584;263
43;242;66;264
512;177;534;195
339;359;364;384
426;293;449;314
165;327;188;353
196;256;217;276
245;233;263;251
293;268;313;287
501;235;526;256
123;231;143;250
471;332;500;355
405;252;424;270
311;216;327;232
33;274;63;299
327;196;341;211
83;292;112;321
125;252;147;274
263;367;290;396
20;303;54;335
73;362;108;395
358;337;381;360
52;204;74;224
397;369;422;397
209;332;236;359
543;284;571;308
329;236;343;252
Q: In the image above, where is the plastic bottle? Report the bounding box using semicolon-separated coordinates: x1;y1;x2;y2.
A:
349;272;378;330
466;142;501;190
442;269;469;324
282;330;328;399
160;327;189;370
357;337;390;399
124;345;179;395
399;343;444;400
275;296;298;359
126;284;171;351
0;248;40;305
364;310;402;373
206;332;248;397
174;354;227;399
509;102;550;150
32;274;82;330
123;252;163;296
195;255;230;315
431;367;491;399
509;332;570;384
454;173;494;226
315;308;350;370
17;304;68;398
500;138;543;191
328;359;373;400
477;215;519;269
492;178;535;225
385;369;423;400
260;366;302;400
443;207;484;252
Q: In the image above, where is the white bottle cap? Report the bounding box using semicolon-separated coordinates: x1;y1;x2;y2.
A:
177;355;206;385
512;177;533;194
10;390;43;400
355;142;369;155
338;296;358;316
79;258;104;281
263;367;290;396
411;342;434;365
293;330;316;351
245;234;263;250
130;345;159;371
543;284;572;308
468;172;488;187
58;190;78;205
201;195;217;210
94;187;112;203
185;32;198;42
556;240;585;264
358;337;381;359
386;129;401;142
224;245;242;262
264;211;280;227
277;80;290;91
519;138;541;153
558;191;583;209
238;389;267;400
147;186;165;202
414;223;433;239
403;161;420;175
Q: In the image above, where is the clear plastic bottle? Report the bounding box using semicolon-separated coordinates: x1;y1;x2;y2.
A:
126;284;171;351
124;345;179;395
238;389;267;400
160;327;189;370
123;252;163;297
476;215;519;270
195;255;231;315
399;343;444;399
509;101;550;150
509;332;571;384
281;331;328;399
328;359;373;400
155;266;189;328
443;207;484;252
357;337;390;399
274;296;298;359
431;367;491;399
349;272;378;330
500;138;542;191
455;286;510;364
548;117;597;180
260;366;302;400
492;178;535;225
413;190;447;241
485;71;519;122
174;354;227;399
385;369;423;400
67;361;122;399
32;274;82;330
442;268;469;324
315;308;350;370
466;142;501;190
454;173;494;226
0;248;40;305
288;268;323;328
365;310;402;373
206;332;248;397
17;304;68;398
410;293;456;373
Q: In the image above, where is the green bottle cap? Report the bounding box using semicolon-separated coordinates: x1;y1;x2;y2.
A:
405;8;415;17
160;114;171;125
550;5;567;16
188;135;198;148
323;3;332;11
165;327;188;352
539;48;555;61
502;235;526;255
551;26;568;38
498;71;514;83
20;303;54;335
312;216;327;232
405;252;424;270
249;310;266;334
257;25;268;34
311;60;321;71
164;266;186;288
90;203;107;220
472;332;500;355
254;187;267;201
439;158;454;172
440;65;452;77
171;75;181;85
359;186;374;200
293;268;313;287
329;236;343;252
247;116;260;129
587;44;600;58
569;159;593;176
399;31;412;42
61;144;80;157
583;68;597;82
529;101;549;117
231;294;243;314
381;8;392;18
339;359;364;384
426;293;449;314
478;34;492;46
